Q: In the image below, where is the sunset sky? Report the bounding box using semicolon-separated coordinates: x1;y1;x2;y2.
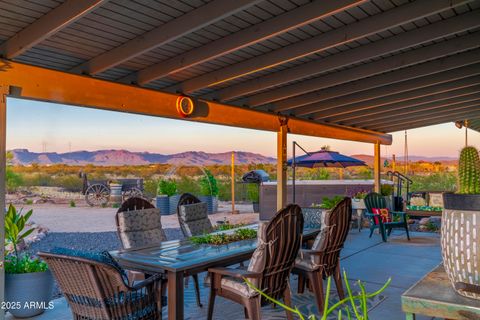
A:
7;97;480;158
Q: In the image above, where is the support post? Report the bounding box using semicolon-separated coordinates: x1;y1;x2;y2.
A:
277;122;288;211
0;86;8;320
231;152;238;214
374;141;381;193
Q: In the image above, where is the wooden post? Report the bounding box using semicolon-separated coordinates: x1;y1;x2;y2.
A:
231;151;238;214
0;86;8;320
374;141;381;193
277;122;288;211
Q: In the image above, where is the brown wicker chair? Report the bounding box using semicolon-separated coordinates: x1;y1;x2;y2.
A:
207;204;304;320
293;197;352;313
39;252;163;320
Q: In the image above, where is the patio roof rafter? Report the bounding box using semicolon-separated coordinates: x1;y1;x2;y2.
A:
353;101;480;128
375;108;480;132
0;0;106;59
0;60;392;145
308;67;480;120
121;0;366;85
343;89;480;126
215;10;480;103
174;0;472;94
70;0;263;76
266;37;480;113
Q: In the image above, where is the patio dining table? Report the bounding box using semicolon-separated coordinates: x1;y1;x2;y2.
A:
110;224;320;320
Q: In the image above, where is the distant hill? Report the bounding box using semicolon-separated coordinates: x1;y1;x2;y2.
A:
351;154;457;166
9;149;276;166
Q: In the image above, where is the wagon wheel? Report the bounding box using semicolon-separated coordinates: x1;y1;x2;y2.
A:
85;184;110;207
122;187;143;202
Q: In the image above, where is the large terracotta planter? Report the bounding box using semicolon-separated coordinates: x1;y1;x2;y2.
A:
441;193;480;300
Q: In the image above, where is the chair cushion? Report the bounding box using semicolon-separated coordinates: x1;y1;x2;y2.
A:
179;202;209;222
117;208;166;248
372;208;392;223
50;247;128;283
295;225;332;271
302;207;325;229
221;277;258;297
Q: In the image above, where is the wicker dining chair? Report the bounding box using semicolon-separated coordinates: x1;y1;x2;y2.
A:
177;193;213;237
207;204;304;320
293;197;352;313
39;251;163;320
175;193;212;307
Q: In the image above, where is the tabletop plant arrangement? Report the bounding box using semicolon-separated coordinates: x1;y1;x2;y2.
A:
4;204;53;317
190;228;257;245
442;145;480;300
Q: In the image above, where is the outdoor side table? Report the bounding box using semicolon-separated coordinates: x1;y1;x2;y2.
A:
401;264;480;319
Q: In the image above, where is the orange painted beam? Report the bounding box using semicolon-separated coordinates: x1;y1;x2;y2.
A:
0;60;391;145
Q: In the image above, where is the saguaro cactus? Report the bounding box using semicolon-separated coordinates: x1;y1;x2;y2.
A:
457;146;480;194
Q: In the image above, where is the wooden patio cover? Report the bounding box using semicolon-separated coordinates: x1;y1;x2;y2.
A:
0;0;479;137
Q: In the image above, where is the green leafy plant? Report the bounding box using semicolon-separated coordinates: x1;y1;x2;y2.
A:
380;184;394;196
215;222;246;231
4;204;47;274
25;199;33;205
314;196;344;210
69;200;76;207
246;183;259;202
352;191;368;199
157;179;177;196
245;271;391;320
199;169;219;196
5;255;48;274
457;146;480;194
190;228;257;245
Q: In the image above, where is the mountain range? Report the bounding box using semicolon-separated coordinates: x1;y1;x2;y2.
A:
9;149;276;166
9;149;457;166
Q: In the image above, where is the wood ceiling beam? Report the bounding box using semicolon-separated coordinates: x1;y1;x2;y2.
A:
269;37;480;112
0;0;106;59
123;0;365;85
218;10;480;103
311;75;480;122
353;100;480;128
294;63;480;119
343;88;480;126
0;60;391;145
375;108;480;132
176;0;471;94
71;0;261;75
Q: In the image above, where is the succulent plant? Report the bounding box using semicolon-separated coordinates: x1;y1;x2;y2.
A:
457;146;480;194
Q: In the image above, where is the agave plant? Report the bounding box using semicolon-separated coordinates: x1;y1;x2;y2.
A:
245;271;391;320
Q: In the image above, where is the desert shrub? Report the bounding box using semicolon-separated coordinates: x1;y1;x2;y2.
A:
6;167;23;192
176;176;201;195
55;174;83;192
246;183;259;202
199;169;219;196
69;200;76;207
217;180;231;201
356;167;373;179
143;179;158;198
304;168;330;180
410;172;456;192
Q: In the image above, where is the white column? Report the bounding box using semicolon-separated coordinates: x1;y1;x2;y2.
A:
277;124;287;211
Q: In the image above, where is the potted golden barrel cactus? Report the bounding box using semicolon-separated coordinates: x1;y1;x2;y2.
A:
442;146;480;300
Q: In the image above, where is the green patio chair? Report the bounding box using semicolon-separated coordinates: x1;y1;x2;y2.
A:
364;192;410;242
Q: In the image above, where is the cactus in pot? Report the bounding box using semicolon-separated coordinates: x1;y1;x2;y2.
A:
442;145;480;300
457;146;480;194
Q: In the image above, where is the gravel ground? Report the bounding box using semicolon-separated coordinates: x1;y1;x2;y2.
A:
27;228;184;298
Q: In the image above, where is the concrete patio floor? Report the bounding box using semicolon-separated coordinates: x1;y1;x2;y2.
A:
7;229;441;319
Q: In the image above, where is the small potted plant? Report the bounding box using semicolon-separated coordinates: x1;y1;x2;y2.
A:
246;183;260;213
380;184;394;210
156;179;177;215
4;205;53;317
351;191;368;210
199;169;219;214
442;146;480;299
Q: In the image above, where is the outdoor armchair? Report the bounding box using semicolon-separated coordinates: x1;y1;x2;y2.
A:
207;204;304;320
364;192;410;242
292;197;352;313
39;251;164;320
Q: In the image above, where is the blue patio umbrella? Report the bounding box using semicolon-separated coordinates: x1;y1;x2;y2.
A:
287;143;367;203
